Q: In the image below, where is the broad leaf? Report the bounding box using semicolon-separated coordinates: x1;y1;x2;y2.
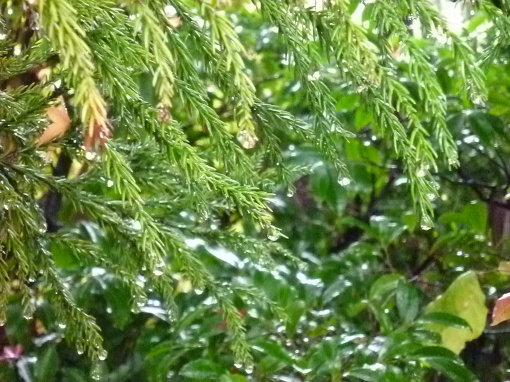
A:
426;271;487;353
179;359;225;380
410;346;476;381
396;280;420;324
344;367;381;381
34;346;59;382
417;312;471;329
369;274;403;303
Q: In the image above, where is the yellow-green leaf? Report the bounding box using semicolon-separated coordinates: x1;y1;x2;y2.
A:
426;271;487;354
498;261;510;274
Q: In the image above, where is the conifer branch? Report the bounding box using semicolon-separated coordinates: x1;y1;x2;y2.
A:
259;0;351;176
38;0;110;151
127;0;175;109
372;0;458;166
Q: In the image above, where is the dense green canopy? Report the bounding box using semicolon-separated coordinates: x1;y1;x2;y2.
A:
2;0;510;380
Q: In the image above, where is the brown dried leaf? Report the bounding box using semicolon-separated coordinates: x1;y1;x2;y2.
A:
491;292;510;326
168;17;181;28
83;121;112;153
37;99;71;146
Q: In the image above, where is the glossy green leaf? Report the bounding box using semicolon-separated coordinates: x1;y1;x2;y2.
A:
220;374;249;382
417;312;471;329
425;358;476;381
369;274;403;303
344;367;381;381
410;346;476;381
396;280;420;324
179;359;225;380
250;340;294;363
34;346;59;382
61;368;87;382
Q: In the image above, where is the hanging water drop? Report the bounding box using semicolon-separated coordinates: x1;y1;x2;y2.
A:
416;165;429;178
91;363;102;380
58;322;67;329
136;297;147;308
98;349;108;361
307;71;321;81
420;215;433;231
448;157;458;167
85;151;97;161
337;176;351;186
130;306;140;314
236;129;258;149
286;186;295;197
164;4;177;17
234;362;243;369
267;227;281;242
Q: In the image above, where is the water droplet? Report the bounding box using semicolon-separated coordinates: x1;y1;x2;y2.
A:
130;306;140;314
85;151;97;161
236;129;258;149
286;186;295;197
76;345;85;355
136;298;146;308
164;4;177;17
307;71;321;81
106;179;114;188
245;365;254;374
98;349;108;361
91;363;102;380
337;176;351;186
234;362;243;369
267;227;281;242
471;94;486;107
58;322;67;329
194;289;204;295
448;157;458;167
420;215;433;231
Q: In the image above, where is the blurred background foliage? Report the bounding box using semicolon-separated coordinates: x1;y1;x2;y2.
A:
3;0;510;381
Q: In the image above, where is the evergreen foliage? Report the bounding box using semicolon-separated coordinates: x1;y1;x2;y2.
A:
0;0;506;377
